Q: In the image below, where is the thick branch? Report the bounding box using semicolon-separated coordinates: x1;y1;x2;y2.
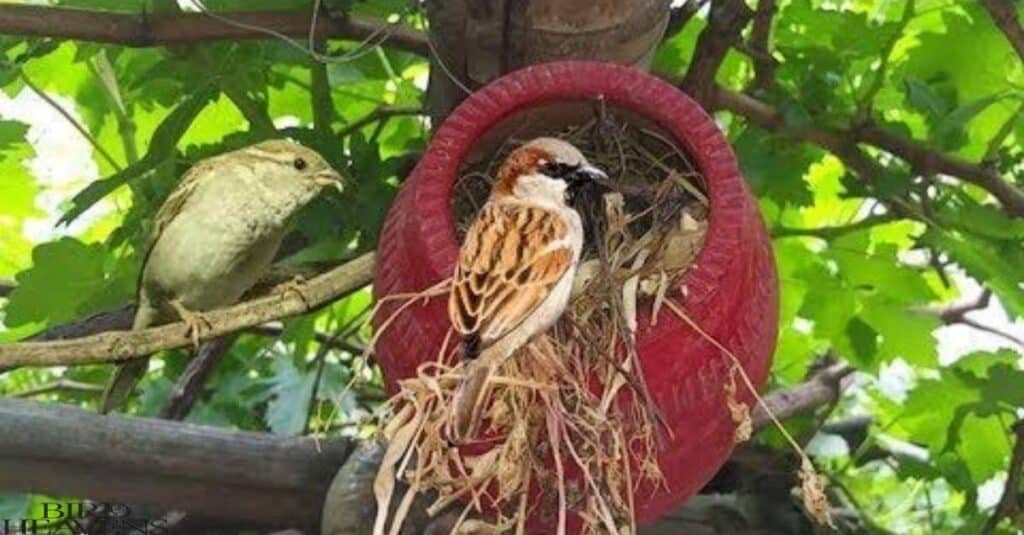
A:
748;0;777;93
0;252;376;368
0;376;863;535
982;0;1024;62
0;5;428;56
713;86;1024;216
0;397;352;531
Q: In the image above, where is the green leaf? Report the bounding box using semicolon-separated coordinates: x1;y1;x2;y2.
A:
923;228;1024;319
0;493;31;520
934;92;1011;149
59;84;220;224
265;358;316;436
733;127;821;207
4;238;131;329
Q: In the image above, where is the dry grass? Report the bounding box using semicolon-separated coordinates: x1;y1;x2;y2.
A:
373;108;711;534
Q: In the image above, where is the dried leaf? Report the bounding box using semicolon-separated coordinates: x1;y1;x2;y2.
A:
724;365;752;443
797;457;835;528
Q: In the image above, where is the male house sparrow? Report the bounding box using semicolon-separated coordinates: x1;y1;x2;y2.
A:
101;139;344;413
448;137;607;441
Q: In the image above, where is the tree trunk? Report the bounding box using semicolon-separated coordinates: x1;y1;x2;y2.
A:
425;0;671;123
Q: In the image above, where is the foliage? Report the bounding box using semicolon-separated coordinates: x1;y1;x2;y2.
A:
0;0;1022;533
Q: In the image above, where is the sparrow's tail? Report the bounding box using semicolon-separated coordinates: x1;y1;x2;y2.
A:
448;356;497;443
100;359;149;414
99;298;157;414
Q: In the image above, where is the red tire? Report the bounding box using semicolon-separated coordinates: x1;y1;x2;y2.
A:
373;61;778;527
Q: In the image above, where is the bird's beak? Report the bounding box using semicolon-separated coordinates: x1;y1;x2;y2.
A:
580;164;608;181
314;170;346;193
576;164;609;189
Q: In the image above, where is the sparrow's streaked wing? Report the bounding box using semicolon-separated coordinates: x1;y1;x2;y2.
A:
449;203;574;350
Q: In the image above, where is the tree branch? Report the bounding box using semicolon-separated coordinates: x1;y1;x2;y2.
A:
712;86;1024;216
0;397;353;532
982;0;1024;62
747;0;777;93
0;252;376;368
8;379;103;398
773;213;899;240
984;419;1024;534
2;372;861;535
0;5;428;56
752;362;855;431
335;105;422;139
159;335;237;420
916;290;1024;348
680;0;753;107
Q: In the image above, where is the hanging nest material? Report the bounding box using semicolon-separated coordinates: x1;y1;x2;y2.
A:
373;106;709;535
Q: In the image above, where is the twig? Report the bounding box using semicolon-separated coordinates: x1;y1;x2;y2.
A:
773;213;899;240
9;379;104;398
957;317;1024;349
0;4;428;57
854;0;914;119
303;310;369;435
221;81;277;137
932;290;993;324
0;252;376;368
19;72;121;171
982;0;1024;62
983;420;1024;534
916;290;1024;348
336;105;422;139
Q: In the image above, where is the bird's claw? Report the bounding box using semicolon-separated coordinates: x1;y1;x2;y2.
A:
171;301;212;350
279;276;312;310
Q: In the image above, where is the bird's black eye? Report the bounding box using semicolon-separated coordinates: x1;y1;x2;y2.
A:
293;157;307;171
539;161;579;179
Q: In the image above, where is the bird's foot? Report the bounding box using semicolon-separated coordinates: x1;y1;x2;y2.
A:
278;276;312;310
170;301;212;350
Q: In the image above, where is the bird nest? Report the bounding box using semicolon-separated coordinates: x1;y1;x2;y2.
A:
372;107;710;534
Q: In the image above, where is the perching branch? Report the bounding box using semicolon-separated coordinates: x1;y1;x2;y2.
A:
0;252;376;369
982;0;1024;63
712;86;1024;217
0;4;428;57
